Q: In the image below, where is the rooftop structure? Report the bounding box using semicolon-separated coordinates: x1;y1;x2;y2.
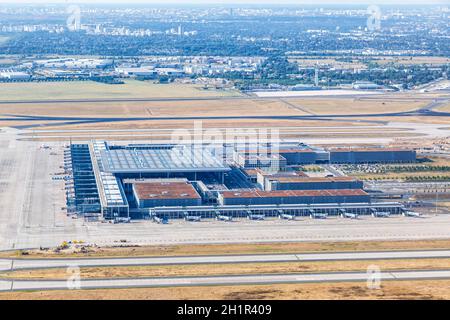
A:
221;189;368;199
90;141;129;218
266;176;357;183
133;181;201;200
263;176;364;191
115;66;157;77
133;181;202;208
66;144;101;215
101;147;230;174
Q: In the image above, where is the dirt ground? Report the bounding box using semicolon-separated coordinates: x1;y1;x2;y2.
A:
287;99;428;115
1;280;449;300
437;103;450;112
2;239;450;259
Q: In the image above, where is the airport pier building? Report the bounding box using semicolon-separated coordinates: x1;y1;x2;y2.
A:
148;202;405;220
217;189;370;206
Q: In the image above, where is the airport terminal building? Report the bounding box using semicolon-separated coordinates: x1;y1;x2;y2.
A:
64;140;415;221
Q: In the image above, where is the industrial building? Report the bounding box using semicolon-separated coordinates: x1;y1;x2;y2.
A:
115;67;157;78
65;140;410;221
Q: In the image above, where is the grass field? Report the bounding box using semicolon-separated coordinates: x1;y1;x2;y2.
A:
1;280;449;300
0;80;241;101
3;258;449;280
3;239;450;259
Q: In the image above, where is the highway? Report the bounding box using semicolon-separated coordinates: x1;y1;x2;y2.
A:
1;269;450;291
1;250;450;271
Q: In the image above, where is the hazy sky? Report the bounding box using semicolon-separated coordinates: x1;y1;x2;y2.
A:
0;0;447;5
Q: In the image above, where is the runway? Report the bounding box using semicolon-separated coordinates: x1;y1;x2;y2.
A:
1;269;450;291
1;250;450;272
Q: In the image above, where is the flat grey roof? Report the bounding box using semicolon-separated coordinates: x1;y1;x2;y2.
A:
100;148;231;174
90;141;128;208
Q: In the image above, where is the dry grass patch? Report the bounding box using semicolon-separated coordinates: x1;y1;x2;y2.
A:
287;98;428;115
1;280;450;300
2;239;450;259
2;258;450;280
0;99;300;118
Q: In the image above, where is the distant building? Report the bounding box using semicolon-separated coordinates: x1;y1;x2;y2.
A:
115;67;157;78
155;68;185;77
0;70;31;81
291;84;322;91
35;58;112;69
352;81;383;90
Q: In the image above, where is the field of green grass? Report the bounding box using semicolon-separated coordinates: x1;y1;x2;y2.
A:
0;80;241;101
